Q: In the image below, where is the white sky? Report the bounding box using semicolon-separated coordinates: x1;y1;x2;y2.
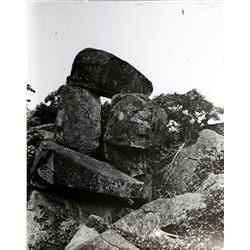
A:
28;0;224;109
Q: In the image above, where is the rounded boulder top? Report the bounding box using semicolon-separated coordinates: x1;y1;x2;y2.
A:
67;48;153;98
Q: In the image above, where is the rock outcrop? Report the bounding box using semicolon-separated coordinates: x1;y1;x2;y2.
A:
104;93;168;149
111;193;206;248
67;48;153;98
67;174;224;249
55;85;101;155
103;93;168;179
27;48;224;250
31;140;148;201
64;224;99;250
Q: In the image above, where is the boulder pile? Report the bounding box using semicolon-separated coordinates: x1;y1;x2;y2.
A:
27;48;224;250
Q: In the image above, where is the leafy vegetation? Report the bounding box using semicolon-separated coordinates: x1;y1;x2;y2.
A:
152;89;223;144
27;89;60;128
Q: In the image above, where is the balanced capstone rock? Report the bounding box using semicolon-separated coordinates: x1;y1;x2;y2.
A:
67;48;153;98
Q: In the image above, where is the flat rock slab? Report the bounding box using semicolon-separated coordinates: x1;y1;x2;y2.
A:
111;193;206;249
67;48;153;98
31;140;148;201
55;85;101;155
104;93;168;149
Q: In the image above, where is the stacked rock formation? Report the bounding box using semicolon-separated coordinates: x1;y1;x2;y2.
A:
103;93;168;179
54;47;167;183
27;48;162;250
30;48;158;201
27;48;224;250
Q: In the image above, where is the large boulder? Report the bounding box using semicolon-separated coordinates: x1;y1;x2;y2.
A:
163;129;224;195
55;85;101;155
109;180;223;250
31;140;149;201
67;48;153;98
111;193;206;248
104;93;168;149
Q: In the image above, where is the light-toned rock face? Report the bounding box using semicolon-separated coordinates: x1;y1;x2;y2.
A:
194;129;224;153
104;93;168;149
163;129;224;195
65;224;99;250
112;193;206;243
31;140;148;201
66;228;140;250
55;85;101;155
199;173;224;196
67;48;153;98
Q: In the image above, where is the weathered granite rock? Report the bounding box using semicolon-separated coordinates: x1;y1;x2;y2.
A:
65;224;99;250
111;193;206;247
87;173;223;250
163;129;224;195
55;85;101;155
67;48;153;98
31;140;148;201
109;190;224;249
104;93;168;149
